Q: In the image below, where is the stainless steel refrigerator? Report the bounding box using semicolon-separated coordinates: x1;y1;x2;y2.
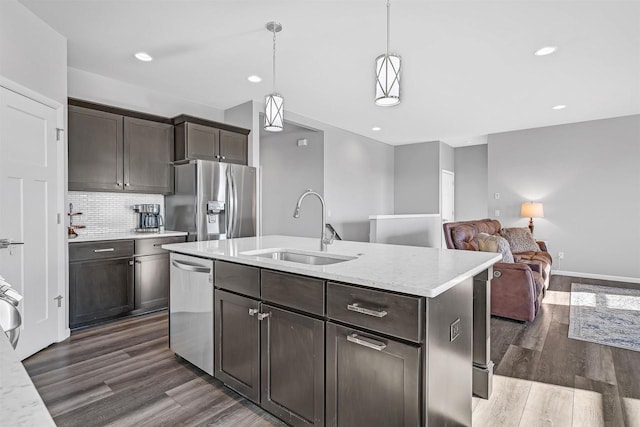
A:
165;160;256;241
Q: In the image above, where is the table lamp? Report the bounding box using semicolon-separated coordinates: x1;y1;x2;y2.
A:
521;202;544;234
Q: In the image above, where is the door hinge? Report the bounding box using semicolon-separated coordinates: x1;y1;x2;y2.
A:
54;295;63;308
56;128;64;141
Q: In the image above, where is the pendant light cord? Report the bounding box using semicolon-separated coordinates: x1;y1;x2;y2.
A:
272;26;277;92
386;0;390;56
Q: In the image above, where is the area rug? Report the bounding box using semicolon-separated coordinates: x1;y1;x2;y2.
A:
569;283;640;352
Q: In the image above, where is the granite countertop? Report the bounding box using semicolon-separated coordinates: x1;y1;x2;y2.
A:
163;235;501;298
69;230;188;243
0;332;55;426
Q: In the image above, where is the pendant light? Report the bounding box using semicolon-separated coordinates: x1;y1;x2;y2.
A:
375;0;401;106
264;21;284;132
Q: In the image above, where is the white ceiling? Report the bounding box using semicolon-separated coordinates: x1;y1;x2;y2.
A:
20;0;640;146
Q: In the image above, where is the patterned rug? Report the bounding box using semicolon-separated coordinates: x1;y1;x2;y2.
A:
569;283;640;352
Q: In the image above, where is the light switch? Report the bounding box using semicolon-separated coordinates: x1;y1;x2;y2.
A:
494;192;500;200
495;209;500;217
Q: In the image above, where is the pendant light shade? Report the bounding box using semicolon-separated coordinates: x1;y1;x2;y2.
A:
264;93;284;132
265;21;284;132
375;53;401;106
375;0;401;106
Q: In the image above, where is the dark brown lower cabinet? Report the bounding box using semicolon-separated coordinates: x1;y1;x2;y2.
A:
326;322;421;427
214;289;261;402
260;304;324;427
69;257;134;328
134;254;170;312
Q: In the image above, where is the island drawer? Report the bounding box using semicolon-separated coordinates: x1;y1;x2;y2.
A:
261;270;325;316
135;236;186;256
215;260;260;298
327;282;423;343
69;240;134;262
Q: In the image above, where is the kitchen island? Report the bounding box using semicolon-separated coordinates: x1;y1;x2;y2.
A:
163;235;500;426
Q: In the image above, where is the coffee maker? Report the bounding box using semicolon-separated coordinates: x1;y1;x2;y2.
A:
133;204;164;233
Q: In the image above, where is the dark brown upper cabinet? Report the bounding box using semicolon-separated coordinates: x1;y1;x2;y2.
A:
173;115;249;165
68;102;174;194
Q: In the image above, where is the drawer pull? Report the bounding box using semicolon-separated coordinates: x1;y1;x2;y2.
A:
346;333;387;351
347;303;388;318
93;248;115;253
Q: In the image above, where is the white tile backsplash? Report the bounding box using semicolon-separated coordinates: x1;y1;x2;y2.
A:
68;191;164;236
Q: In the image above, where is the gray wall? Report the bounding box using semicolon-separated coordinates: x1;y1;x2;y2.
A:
439;142;455;173
279;110;395;242
454;145;488;221
394;142;440;214
260;124;324;238
324;128;394;241
488;115;640;279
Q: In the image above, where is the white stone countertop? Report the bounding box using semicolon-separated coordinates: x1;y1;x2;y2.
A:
69;230;188;243
163;235;501;298
0;332;55;426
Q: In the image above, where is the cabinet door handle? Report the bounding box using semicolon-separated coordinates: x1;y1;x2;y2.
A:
171;260;211;274
248;308;259;316
116;182;122;187
347;303;388;318
346;333;387;351
257;312;270;321
93;248;115;253
124;183;130;187
128;260;134;266
221;156;226;160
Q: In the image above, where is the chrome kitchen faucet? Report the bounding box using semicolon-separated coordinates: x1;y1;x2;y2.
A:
293;189;335;251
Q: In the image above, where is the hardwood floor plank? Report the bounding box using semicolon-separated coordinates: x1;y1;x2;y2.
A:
495;344;542;380
610;347;640;426
573;376;625;427
102;396;181;427
513;302;553;352
472;374;532;427
47;383;114;418
519;381;574;427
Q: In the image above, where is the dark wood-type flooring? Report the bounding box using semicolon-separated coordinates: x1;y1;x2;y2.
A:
23;275;640;426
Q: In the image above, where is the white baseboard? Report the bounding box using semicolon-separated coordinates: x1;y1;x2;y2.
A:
552;270;640;284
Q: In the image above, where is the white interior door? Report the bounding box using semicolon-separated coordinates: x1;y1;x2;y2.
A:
0;87;60;360
441;170;455;247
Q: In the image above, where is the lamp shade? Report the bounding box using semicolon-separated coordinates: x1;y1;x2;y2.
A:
521;202;544;218
375;53;401;106
264;93;284;132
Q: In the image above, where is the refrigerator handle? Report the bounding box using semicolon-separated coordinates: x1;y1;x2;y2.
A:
230;168;238;238
226;166;234;238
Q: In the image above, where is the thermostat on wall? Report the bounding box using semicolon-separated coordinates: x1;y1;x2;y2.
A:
297;139;308;147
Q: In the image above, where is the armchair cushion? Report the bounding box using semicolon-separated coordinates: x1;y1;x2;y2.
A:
502;227;540;253
477;232;514;263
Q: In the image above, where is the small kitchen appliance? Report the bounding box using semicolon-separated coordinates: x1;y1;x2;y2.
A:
133;204;164;233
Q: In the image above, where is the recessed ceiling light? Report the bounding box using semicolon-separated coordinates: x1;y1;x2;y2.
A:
534;46;557;56
552;104;567;110
372;126;381;131
134;52;153;62
247;75;262;83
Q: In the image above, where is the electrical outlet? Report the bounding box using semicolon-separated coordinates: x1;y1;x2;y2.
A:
558;252;565;260
450;318;461;342
495;209;500;217
494;192;500;200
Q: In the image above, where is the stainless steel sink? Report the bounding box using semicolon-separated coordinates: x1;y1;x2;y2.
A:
242;249;356;266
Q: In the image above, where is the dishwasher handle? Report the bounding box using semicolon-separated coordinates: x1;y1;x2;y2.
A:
171;260;211;274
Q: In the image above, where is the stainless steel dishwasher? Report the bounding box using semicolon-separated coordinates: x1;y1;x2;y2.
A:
169;253;214;375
